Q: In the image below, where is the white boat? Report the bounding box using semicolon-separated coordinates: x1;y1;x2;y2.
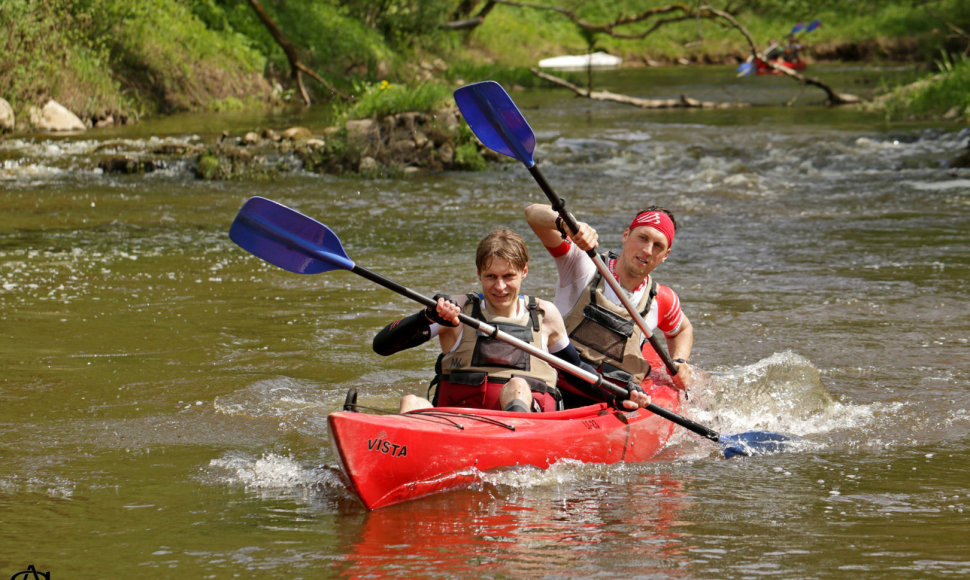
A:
537;51;623;70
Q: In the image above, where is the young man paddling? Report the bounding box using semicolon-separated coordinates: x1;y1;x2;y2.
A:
373;228;652;414
524;204;695;406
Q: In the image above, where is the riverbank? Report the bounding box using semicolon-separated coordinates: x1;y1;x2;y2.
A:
3;0;968;135
4;64;968;184
0;106;495;180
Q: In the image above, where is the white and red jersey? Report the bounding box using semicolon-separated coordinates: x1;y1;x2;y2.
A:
547;239;685;340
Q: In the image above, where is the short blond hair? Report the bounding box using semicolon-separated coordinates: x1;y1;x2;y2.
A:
475;229;529;273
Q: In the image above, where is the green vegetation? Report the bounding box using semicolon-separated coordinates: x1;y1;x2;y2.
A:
1;0;130;121
882;54;970;121
453;141;488;171
344;81;452;120
0;0;270;121
466;0;968;67
2;0;969;127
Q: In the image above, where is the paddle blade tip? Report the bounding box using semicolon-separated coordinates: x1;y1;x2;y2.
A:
229;196;355;275
720;431;799;458
453;81;537;166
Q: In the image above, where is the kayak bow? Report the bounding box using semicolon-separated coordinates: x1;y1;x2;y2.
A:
328;381;680;510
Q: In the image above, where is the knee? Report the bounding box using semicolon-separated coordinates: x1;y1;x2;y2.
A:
400;394;432;413
502;378;533;402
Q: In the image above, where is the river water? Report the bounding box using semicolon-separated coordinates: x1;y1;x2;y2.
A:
2;65;969;578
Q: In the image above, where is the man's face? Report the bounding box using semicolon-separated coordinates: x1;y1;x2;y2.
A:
619;226;670;280
478;257;527;314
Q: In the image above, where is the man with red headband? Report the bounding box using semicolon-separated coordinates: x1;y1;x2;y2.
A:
525;204;695;406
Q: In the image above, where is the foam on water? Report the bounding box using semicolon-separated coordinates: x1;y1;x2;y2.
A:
686;351;961;456
213;377;346;435
207;346;960;501
0;473;76;499
203;450;349;503
477;458;673;492
0;134;203;184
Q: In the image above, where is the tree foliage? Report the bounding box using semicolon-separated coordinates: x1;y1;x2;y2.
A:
0;0;128;119
3;0;969;123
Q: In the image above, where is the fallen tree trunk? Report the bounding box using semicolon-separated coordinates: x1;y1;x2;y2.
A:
531;68;750;109
752;60;862;105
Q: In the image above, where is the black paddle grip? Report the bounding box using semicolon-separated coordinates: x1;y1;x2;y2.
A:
528;165;582;235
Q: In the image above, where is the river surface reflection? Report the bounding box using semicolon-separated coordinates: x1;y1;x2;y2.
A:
2;64;968;578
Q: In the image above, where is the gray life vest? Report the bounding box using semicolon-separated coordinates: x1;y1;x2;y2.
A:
561;255;657;384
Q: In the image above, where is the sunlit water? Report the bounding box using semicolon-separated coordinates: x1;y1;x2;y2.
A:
2;65;968;578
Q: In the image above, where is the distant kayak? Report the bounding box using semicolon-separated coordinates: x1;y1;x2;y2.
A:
538;51;623;70
755;58;806;75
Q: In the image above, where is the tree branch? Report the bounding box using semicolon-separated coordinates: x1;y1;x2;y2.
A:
246;0;351;105
442;0;497;30
531;67;749;109
445;1;862;106
490;1;724;39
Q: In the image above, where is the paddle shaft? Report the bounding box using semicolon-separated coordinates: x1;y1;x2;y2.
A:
353;261;720;442
527;164;681;378
353;263;604;389
454;82;679;377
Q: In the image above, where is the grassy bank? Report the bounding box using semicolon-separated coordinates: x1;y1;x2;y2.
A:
881;54;970;121
0;0;271;123
2;0;969;129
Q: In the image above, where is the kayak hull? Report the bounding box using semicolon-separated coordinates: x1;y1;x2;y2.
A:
755;58;806;75
538;51;623;70
328;379;680;510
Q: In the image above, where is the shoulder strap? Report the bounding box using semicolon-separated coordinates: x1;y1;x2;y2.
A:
525;295;540;331
640;279;658;317
466;293;484;320
588;251;610;303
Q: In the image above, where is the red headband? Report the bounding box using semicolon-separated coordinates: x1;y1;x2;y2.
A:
628;211;675;248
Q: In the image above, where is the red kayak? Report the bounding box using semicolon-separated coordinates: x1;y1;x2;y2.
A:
755;58;806;75
328;364;681;510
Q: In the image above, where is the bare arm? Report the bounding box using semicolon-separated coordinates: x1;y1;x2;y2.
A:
665;315;695;389
538;298;568;347
525;203;599;251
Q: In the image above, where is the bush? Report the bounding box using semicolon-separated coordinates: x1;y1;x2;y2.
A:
91;0;270;114
883;51;970;121
453;142;487;171
339;0;457;50
0;0;272;120
344;81;452;120
0;0;130;120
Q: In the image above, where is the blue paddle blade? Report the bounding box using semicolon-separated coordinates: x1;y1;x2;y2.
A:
229;196;355;274
737;62;755;76
454;81;537;167
806;19;821;33
790;22;804;35
719;431;798;459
